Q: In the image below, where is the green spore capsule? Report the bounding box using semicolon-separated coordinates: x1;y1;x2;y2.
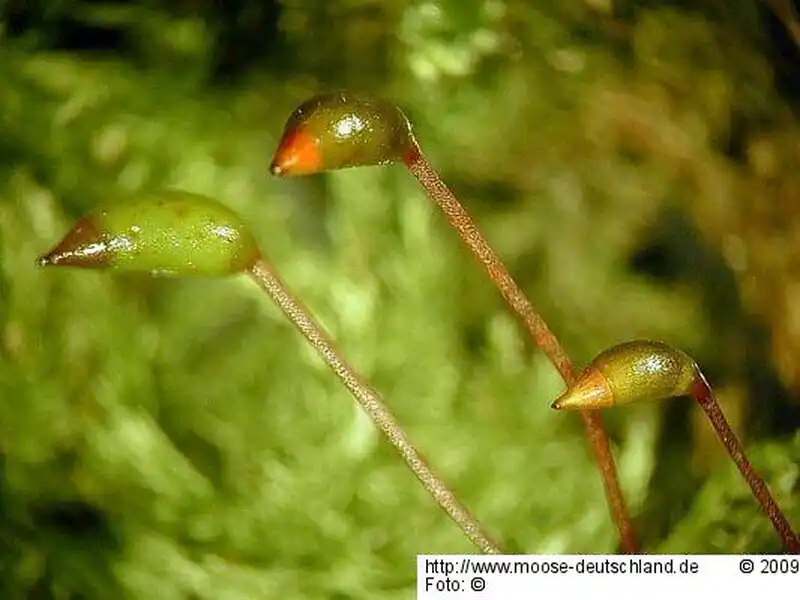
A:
551;340;700;410
270;91;416;176
38;190;260;276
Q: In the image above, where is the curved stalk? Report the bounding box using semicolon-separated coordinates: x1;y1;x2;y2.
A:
268;91;638;552
402;145;638;553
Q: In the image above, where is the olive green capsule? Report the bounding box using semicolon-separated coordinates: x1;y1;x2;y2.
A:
270;91;416;176
551;340;700;410
38;190;260;276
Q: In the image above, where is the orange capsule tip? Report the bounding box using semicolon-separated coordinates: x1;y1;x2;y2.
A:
551;367;614;411
269;126;322;177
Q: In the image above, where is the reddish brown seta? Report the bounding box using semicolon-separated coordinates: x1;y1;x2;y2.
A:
269;127;322;176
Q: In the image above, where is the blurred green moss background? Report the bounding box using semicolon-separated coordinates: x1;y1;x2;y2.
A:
1;0;799;597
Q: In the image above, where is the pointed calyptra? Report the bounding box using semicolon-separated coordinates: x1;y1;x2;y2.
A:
269;91;417;176
551;340;699;410
38;190;260;276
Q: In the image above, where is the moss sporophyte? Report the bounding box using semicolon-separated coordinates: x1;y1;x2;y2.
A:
269;92;415;175
39;91;799;554
39;189;502;555
552;340;799;552
38;190;260;276
270;91;636;553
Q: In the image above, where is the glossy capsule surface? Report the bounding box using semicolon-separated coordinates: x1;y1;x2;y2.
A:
270;91;416;176
552;340;699;410
38;190;260;276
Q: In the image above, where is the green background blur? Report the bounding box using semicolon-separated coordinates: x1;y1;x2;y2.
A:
1;0;799;597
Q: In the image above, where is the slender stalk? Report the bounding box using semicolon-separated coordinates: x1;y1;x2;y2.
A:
247;257;502;554
763;0;800;50
403;144;638;553
691;374;800;553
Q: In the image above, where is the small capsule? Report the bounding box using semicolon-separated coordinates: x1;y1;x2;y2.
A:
38;190;260;276
270;91;416;176
551;340;700;410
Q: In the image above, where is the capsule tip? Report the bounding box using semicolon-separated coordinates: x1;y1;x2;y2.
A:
270;126;322;177
551;367;614;411
36;217;109;269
